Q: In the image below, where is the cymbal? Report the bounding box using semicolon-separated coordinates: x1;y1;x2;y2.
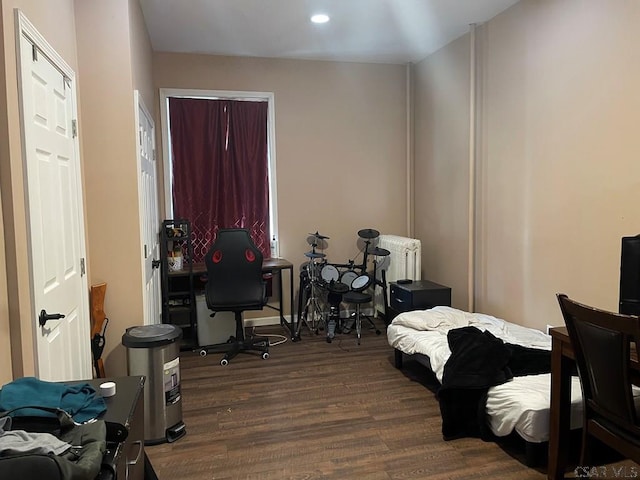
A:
304;251;326;259
367;247;390;257
308;231;330;240
358;228;380;239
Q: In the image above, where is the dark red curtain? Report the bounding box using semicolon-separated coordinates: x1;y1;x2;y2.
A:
169;98;270;262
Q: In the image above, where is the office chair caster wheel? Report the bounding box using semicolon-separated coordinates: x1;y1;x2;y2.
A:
199;349;207;357
375;330;381;335
220;358;229;366
262;352;269;360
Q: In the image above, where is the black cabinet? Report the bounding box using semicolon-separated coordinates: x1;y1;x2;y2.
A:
98;377;145;480
160;219;197;348
390;280;451;317
86;376;145;480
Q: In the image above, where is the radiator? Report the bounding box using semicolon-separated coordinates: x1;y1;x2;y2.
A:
375;235;421;314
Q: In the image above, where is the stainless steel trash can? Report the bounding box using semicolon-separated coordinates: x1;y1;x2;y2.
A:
122;324;186;445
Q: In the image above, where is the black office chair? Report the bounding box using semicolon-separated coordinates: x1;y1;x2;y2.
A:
557;293;640;466
197;229;270;365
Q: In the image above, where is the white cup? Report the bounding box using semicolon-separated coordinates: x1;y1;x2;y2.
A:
100;381;116;397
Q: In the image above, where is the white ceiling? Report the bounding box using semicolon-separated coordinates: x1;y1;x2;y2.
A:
139;0;520;64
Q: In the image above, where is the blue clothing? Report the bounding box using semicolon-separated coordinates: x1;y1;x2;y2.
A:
0;377;106;423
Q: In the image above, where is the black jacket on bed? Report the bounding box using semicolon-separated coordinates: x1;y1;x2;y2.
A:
437;326;551;441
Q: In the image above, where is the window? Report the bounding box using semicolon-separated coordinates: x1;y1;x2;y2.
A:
160;89;278;261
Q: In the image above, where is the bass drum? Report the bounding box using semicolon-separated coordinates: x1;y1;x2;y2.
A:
339;270;358;289
320;264;339;283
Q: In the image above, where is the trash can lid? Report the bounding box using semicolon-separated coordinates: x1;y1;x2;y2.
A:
122;324;182;348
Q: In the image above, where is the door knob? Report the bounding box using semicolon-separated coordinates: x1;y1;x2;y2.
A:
152;259;162;269
39;309;65;327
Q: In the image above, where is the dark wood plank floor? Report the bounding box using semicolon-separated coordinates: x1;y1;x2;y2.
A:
146;322;549;479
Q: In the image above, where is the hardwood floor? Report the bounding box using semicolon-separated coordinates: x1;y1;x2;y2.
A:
145;323;548;479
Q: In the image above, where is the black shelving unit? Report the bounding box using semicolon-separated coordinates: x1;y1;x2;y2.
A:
160;219;197;349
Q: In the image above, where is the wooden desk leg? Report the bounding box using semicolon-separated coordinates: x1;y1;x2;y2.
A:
548;336;572;480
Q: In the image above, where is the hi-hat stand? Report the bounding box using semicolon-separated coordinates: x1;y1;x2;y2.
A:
295;233;329;338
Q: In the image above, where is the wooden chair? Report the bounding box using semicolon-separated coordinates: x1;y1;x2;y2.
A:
557;293;640;465
90;282;108;378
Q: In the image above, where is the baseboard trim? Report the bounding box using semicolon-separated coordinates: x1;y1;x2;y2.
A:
244;316;281;327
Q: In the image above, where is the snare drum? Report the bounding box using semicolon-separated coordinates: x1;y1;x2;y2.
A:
320;264;340;283
339;270;358;289
351;273;372;292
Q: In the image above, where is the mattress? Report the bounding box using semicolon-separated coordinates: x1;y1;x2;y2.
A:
387;306;584;443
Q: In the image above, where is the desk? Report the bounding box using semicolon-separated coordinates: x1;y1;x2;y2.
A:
262;258;296;339
548;327;574;480
63;376;146;480
548;327;640;479
92;376;146;480
192;257;296;339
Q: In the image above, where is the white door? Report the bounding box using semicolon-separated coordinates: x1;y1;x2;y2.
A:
135;91;162;325
17;15;91;381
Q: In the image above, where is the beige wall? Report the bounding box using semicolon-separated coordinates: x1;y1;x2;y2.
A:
414;0;640;331
413;35;471;309
0;0;153;381
128;0;154;110
0;0;80;383
75;0;153;377
153;53;408;273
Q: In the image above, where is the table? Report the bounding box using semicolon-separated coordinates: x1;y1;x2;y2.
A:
548;327;640;479
86;376;145;480
262;257;296;339
192;257;296;340
548;327;575;480
57;376;147;480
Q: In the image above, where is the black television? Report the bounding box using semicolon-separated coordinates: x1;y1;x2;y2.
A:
619;235;640;315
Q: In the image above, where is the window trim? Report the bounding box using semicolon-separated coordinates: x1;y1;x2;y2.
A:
159;88;278;252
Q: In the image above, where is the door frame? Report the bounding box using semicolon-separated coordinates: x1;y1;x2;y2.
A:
134;90;161;325
15;9;91;379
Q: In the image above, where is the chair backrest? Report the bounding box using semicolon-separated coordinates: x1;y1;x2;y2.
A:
557;293;640;433
204;229;265;312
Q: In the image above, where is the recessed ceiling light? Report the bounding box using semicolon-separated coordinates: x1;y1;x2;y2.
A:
311;14;330;24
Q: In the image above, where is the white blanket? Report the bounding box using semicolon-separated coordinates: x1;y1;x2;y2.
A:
387;306;582;443
391;306;551;352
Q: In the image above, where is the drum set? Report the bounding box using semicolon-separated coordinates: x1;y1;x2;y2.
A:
295;228;390;343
